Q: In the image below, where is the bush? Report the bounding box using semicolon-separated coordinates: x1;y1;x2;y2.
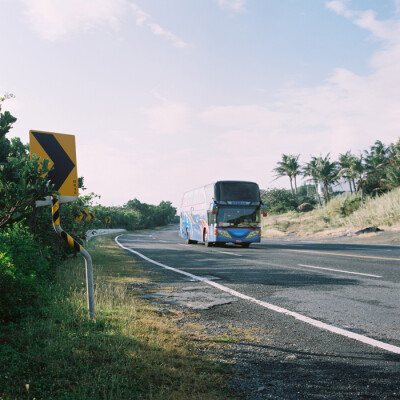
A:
340;195;362;217
297;203;314;212
261;188;298;214
0;222;51;322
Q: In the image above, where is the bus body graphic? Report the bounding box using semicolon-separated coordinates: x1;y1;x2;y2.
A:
179;181;265;247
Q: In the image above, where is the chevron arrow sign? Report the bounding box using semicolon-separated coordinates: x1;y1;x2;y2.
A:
30;130;78;206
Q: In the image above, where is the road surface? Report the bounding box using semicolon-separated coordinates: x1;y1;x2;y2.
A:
116;227;400;399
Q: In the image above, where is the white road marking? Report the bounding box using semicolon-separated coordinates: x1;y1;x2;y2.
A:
298;264;383;278
178;243;242;256
214;250;242;257
115;235;400;355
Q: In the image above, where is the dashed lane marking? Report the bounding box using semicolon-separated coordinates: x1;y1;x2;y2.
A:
285;249;400;261
298;264;382;278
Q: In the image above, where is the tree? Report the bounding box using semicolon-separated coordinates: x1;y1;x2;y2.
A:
302;156;323;206
363;140;389;195
261;188;297;214
338;151;357;193
0;95;55;228
314;154;338;205
351;155;367;205
273;154;301;203
337;152;367;204
377;138;400;191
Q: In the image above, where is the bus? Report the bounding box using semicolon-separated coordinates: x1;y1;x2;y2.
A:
179;180;267;247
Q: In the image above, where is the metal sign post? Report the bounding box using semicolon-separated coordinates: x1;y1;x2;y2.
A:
29;130;95;320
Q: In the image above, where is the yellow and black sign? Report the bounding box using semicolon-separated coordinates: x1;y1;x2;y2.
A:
76;209;95;222
105;217;111;224
29;130;78;206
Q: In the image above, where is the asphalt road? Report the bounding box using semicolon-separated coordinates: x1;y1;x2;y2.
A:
116;227;400;399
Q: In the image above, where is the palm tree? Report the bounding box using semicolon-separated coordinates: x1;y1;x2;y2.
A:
364;140;389;195
273;154;301;202
338;151;357;193
337;154;367;205
352;155;367;205
302;156;322;206
314;154;338;205
377;139;400;191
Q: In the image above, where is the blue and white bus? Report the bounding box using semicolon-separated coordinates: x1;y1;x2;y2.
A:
179;181;267;247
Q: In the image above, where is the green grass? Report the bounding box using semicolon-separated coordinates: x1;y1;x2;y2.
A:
262;188;400;237
0;234;232;400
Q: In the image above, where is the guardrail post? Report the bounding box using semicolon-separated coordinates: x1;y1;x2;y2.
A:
52;196;95;320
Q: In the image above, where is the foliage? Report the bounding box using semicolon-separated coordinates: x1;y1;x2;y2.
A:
262;185;317;214
0;97;55;228
297;203;314;212
273;138;400;210
273;154;301;202
313;154;338;204
0;236;230;400
340;194;362;217
91;198;177;231
363;140;389;195
262;189;400;236
378;139;400;192
0;222;51;322
261;188;297;214
0;98;171;326
338;151;357;193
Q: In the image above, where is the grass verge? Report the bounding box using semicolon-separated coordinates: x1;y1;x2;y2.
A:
0;234;231;400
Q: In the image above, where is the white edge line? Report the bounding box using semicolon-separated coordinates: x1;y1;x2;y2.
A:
298;264;382;278
115;235;400;355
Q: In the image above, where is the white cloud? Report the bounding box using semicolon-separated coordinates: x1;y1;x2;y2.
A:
325;1;353;18
130;3;189;48
140;94;193;135
218;0;247;14
20;0;189;48
20;0;126;40
326;0;400;42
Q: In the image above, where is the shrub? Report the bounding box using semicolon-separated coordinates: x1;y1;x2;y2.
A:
261;188;297;214
0;222;51;322
297;203;314;212
340;195;362;217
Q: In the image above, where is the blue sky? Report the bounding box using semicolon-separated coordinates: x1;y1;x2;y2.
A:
1;0;400;208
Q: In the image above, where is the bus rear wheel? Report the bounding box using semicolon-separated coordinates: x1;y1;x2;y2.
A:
204;231;212;247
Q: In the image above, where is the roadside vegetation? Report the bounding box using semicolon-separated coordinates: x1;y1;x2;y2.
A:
0;94;177;324
0;234;230;399
262;186;400;237
263;139;400;237
2;95;216;398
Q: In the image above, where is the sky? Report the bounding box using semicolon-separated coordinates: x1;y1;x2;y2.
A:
1;0;400;210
